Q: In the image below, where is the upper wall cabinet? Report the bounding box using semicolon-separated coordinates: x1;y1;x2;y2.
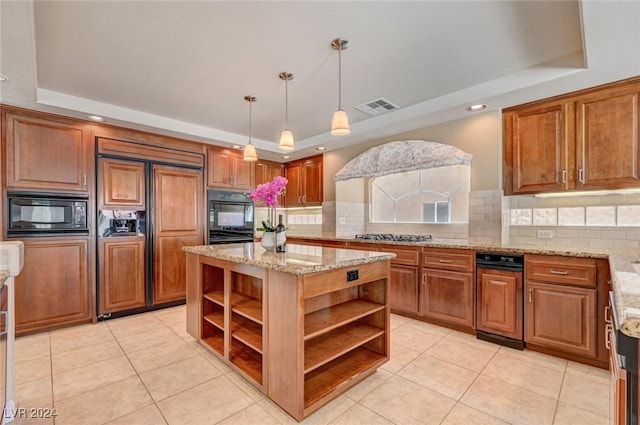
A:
206;147;254;190
255;159;284;206
284;155;323;206
98;157;145;209
503;76;640;195
3;109;93;192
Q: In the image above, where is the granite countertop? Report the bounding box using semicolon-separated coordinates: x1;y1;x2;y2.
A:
183;242;395;275
0;270;8;287
286;234;640;338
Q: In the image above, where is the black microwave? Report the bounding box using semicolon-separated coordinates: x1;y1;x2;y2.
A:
7;193;88;236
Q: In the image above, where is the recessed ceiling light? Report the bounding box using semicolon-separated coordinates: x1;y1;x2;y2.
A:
316;146;327;151
232;145;242;150
282;155;291;159
0;74;8;82
466;104;487;112
87;115;104;121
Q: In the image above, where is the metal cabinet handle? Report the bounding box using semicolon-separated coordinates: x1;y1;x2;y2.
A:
0;311;7;336
422;274;426;285
578;168;585;184
528;288;533;303
605;324;612;350
302;195;306;203
549;270;569;275
562;169;567;184
83;174;87;186
438;259;453;263
604;306;611;324
298;195;302;204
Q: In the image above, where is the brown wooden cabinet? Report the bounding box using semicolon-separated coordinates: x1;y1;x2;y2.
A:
608;320;627;425
420;248;475;330
284;155;323;206
4;110;92;192
503;76;640;195
98;236;146;314
477;267;523;340
524;255;598;358
207;147;254;190
255;159;284;206
98;157;145;209
390;264;420;314
15;237;91;335
153;164;204;304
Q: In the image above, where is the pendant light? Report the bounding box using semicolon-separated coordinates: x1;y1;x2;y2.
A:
243;95;258;161
278;72;295;151
331;37;350;136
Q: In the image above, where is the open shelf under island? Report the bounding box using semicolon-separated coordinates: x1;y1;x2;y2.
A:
183;242;395;421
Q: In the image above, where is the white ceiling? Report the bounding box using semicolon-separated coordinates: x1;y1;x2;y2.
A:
1;1;639;161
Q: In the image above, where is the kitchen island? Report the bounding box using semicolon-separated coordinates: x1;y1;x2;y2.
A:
183;242;395;421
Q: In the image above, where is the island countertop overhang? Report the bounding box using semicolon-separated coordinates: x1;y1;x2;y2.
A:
182;242;395;275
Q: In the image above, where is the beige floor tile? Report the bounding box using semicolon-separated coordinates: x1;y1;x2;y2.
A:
258;394;355;425
51;339;123;375
379;342;421;374
53;355;136;402
16;354;51;385
168;322;192;339
460;375;557;425
103;404;168;425
127;339;197;374
329;404;394;425
154;305;186;327
482;348;565;399
224;368;266;402
345;368;393;401
426;332;499;373
15;333;50;362
498;346;568;373
391;322;448;352
54;376;153;425
116;326;182;354
157;375;254;425
16;376;52;409
441;403;509;425
140;354;223;401
217;404;280;425
360;375;456;425
398;353;478;400
390;314;411;329
49;322;114;354
553;402;608;425
565;361;610;386
9;408;55;425
559;373;609;418
107;313;165;339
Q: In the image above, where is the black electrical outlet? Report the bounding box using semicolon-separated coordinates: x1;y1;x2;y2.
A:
347;269;359;282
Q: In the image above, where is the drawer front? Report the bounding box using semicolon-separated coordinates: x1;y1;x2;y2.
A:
525;256;596;287
303;261;390;299
379;246;420;266
422;249;474;272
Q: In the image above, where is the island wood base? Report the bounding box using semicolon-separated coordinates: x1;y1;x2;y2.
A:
185;252;390;421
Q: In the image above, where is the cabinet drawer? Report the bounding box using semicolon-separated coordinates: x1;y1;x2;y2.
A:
379;246;420;266
303;261;390;299
422;249;474;272
525;255;596;287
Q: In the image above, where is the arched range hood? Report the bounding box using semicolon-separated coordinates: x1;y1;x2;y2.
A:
333;140;472;182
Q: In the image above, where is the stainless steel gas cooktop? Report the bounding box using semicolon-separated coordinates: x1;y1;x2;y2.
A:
354;233;432;242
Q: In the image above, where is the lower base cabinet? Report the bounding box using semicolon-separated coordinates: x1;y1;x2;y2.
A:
609;327;627;425
420;269;474;329
389;264;419;313
15;238;91;335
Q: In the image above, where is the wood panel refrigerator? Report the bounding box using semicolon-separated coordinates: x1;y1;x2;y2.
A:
97;157;204;318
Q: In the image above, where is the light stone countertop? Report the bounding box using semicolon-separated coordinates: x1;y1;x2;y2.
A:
182;242;395;275
286;234;640;338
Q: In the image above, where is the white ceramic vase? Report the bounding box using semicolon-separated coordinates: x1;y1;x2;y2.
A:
261;232;276;251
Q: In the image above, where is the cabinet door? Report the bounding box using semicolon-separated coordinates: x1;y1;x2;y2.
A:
284;164;301;206
254;160;284;205
232;154;254;189
153;165;204;304
503;103;573;195
576;86;640;190
5;112;92;192
301;157;323;205
389;264;419;314
98;158;145;209
15;238;91;334
477;268;522;339
420;269;474;329
525;281;597;358
609;330;627;425
207;148;232;188
98;237;146;314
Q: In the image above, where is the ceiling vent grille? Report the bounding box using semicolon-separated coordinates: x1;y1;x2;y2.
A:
355;98;400;116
